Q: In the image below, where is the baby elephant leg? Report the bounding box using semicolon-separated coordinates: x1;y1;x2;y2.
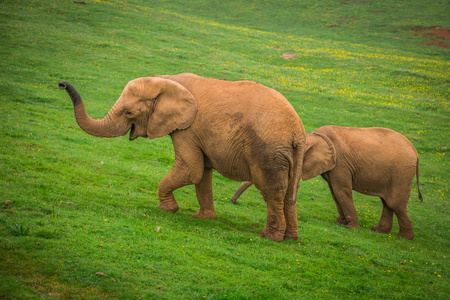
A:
395;210;414;240
376;192;414;240
326;181;348;225
327;176;360;229
391;198;414;240
392;192;414;240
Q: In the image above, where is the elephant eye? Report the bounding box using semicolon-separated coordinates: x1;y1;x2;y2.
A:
125;111;132;117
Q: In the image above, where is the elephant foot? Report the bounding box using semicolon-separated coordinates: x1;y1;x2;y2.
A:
335;216;348;225
283;231;298;240
258;227;284;242
397;230;414;240
158;201;179;213
345;223;360;229
371;225;391;234
194;209;216;219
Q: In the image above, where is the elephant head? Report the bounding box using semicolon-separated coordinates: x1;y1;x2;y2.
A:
58;77;198;140
301;132;337;181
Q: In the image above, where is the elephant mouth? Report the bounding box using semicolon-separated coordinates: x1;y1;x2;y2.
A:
129;123;137;141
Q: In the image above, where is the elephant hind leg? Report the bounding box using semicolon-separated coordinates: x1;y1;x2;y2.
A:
256;175;291;242
395;210;414;240
283;178;300;240
258;189;288;242
371;198;393;234
391;198;414;240
373;195;414;240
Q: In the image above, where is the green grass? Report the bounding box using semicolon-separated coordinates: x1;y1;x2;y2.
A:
0;0;448;298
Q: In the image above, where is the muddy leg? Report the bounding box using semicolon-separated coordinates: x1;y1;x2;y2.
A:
283;170;303;240
283;181;299;240
258;187;288;242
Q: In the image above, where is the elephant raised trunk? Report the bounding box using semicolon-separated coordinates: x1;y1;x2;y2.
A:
59;81;131;138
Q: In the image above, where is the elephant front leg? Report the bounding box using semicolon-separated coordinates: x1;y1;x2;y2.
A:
157;165;193;213
333;199;348;225
341;200;360;229
332;190;360;228
328;181;360;229
157;144;205;214
157;176;181;213
194;168;216;219
327;181;348;225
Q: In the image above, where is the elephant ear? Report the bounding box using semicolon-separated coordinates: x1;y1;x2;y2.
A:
145;77;198;139
302;132;336;181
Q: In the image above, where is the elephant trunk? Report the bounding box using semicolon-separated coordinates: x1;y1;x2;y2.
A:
59;81;131;138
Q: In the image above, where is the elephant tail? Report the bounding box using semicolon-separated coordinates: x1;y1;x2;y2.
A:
289;132;306;202
416;156;423;202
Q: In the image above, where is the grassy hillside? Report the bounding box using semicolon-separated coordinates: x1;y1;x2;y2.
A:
0;0;448;298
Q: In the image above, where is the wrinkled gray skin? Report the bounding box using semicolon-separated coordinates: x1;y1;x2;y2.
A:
59;73;306;242
231;126;423;240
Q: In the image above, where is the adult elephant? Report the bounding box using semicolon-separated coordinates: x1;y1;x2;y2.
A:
59;73;306;242
231;126;423;240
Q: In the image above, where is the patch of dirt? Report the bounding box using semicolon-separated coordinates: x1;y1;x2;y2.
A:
413;26;449;49
422;41;448;48
281;53;297;59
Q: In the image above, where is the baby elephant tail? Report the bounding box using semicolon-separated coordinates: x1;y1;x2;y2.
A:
231;181;253;204
416;157;423;202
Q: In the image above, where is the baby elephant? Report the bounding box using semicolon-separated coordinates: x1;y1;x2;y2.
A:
231;126;423;240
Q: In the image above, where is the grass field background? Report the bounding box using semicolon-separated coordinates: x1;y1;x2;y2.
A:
0;0;449;298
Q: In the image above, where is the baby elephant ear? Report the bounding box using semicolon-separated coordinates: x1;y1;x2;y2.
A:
302;132;336;181
146;77;198;139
